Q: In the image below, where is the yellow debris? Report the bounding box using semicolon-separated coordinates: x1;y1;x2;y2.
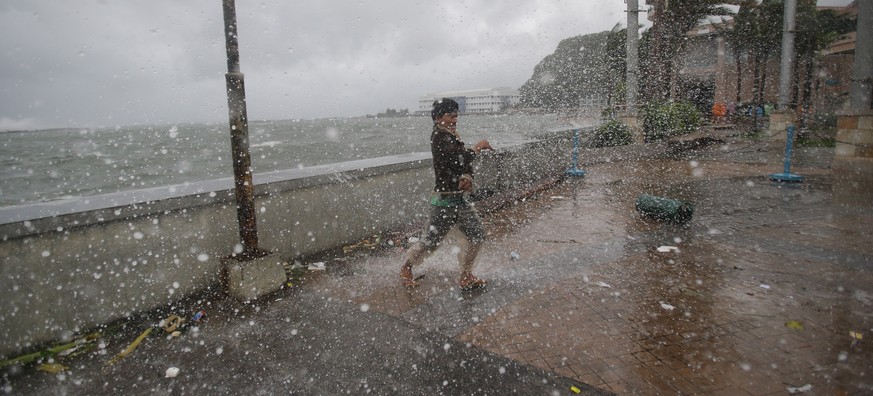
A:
107;328;153;365
38;363;68;374
785;320;804;330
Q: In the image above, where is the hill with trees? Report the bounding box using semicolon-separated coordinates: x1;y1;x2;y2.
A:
518;30;626;110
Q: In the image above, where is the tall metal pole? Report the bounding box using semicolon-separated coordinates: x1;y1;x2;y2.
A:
849;0;872;111
777;0;796;110
222;0;260;257
626;0;640;113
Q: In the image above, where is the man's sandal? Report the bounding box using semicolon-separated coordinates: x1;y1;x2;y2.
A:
460;276;487;290
400;266;421;288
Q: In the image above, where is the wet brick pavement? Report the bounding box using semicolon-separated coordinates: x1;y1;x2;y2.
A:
2;134;872;395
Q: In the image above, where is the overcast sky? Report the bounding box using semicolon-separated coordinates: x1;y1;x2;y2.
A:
0;0;855;131
0;0;633;130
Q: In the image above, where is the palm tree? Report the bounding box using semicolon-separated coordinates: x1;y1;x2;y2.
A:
725;0;781;129
726;0;759;106
792;0;855;124
644;0;733;102
728;0;853;127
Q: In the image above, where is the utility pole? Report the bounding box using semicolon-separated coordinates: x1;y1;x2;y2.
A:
626;0;640;113
849;0;872;111
222;0;262;259
777;0;796;110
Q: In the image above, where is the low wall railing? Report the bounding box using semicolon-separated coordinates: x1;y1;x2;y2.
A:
0;130;586;356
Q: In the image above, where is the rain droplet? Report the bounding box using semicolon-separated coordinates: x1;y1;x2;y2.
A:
325;128;339;141
360;303;370;312
197;253;209;262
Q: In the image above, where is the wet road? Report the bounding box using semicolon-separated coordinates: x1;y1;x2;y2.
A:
3;135;872;395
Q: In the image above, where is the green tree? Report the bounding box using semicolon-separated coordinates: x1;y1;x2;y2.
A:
726;0;781;130
793;1;855;123
643;0;732;101
728;0;852;126
726;0;759;106
519;30;624;110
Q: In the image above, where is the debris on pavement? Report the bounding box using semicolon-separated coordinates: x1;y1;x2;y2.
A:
850;331;863;340
308;261;326;271
785;321;804;331
37;362;68;374
509;251;520;260
165;367;180;378
343;235;382;254
191;310;207;323
679;287;705;298
0;332;100;369
570;385;581;393
786;384;812;393
635;193;694;224
656;245;679;253
107;328;153;365
161;315;184;333
594;281;612;288
660;302;676;311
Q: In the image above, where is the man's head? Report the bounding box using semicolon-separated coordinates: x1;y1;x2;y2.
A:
431;98;459;132
431;98;459;121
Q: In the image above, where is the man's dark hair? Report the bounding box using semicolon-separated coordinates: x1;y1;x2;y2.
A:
431;98;459;121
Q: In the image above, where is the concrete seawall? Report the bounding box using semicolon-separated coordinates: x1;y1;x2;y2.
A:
0;129;611;356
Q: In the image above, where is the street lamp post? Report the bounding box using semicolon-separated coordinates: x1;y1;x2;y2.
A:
222;0;263;259
626;0;640;113
219;0;285;301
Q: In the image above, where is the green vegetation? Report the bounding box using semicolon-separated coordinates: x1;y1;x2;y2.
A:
728;0;854;122
370;108;409;118
796;136;836;148
518;29;626;109
592;119;632;147
642;0;732;101
642;101;702;141
518;0;854;133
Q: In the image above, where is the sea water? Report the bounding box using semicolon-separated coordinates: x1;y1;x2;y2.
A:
0;114;581;207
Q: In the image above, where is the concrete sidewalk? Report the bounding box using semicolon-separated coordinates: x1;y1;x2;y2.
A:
3;134;872;395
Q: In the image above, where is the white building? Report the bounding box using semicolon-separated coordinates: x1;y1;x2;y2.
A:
418;87;520;115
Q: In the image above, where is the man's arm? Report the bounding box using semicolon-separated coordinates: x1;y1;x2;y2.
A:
472;139;493;154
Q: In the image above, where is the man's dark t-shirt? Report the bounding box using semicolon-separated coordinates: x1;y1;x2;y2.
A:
430;123;475;195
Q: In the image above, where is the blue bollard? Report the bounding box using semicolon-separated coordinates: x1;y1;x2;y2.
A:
565;129;587;177
769;125;803;182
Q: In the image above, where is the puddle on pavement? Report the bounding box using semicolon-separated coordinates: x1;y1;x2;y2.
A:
262;153;873;393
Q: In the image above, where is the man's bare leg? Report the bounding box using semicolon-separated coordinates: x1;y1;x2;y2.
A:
400;242;428;287
458;241;487;289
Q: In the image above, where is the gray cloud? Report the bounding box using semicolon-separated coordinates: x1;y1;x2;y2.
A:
1;0;631;130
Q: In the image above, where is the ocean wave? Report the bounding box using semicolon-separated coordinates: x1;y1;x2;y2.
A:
251;141;284;148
